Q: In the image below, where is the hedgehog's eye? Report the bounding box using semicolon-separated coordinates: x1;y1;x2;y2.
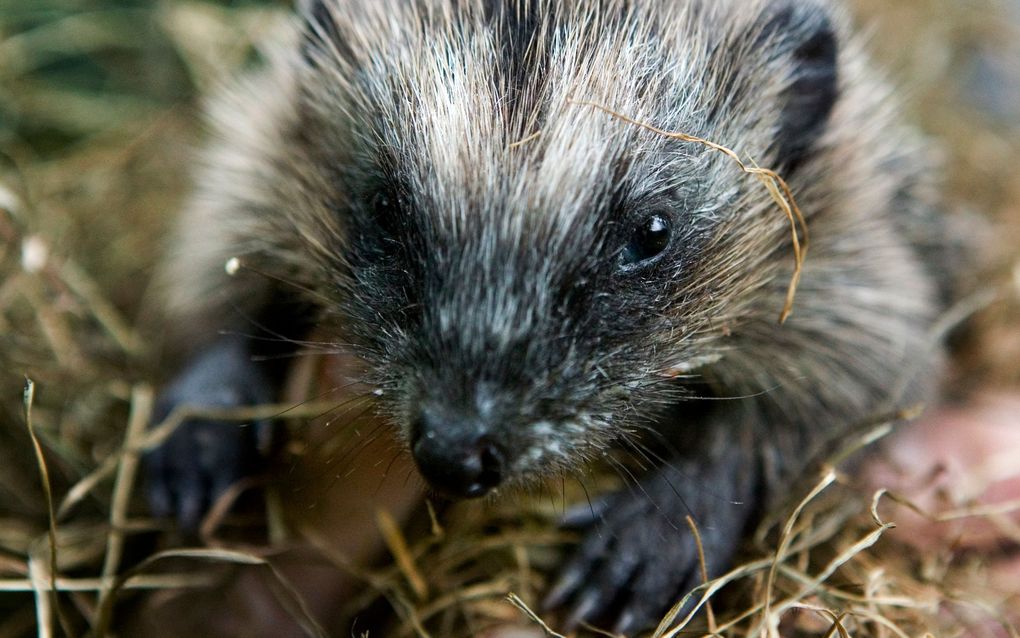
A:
372;191;397;219
370;189;408;237
619;214;672;269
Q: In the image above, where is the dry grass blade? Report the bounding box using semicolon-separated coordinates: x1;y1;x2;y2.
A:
936;498;1020;521
506;592;568;638
2;2;1019;636
754;521;896;637
22;379;75;638
761;470;837;631
653;557;777;638
93;548;329;638
0;574;217;593
377;508;429;601
578;621;625;638
569;99;809;324
58;400;344;518
685;514;717;634
143;401;346;452
847;607;914;638
27;557;53;638
57;260;144;356
96;385;153;617
56;458;121;521
405;578;515;630
811;608;851;638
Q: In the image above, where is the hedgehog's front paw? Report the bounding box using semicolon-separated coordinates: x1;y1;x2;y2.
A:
544;466;750;635
146;338;274;534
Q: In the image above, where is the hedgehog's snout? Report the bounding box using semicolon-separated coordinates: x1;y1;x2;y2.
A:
409;406;506;499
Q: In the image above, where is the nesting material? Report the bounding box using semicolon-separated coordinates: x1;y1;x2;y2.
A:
1;0;1018;636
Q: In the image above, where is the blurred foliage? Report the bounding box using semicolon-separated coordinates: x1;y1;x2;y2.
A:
0;0;290;157
0;0;290;511
852;0;1020;388
0;0;299;526
0;2;291;631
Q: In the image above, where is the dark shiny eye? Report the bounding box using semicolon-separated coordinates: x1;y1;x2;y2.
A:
372;191;397;218
620;214;672;268
370;189;408;237
362;189;410;258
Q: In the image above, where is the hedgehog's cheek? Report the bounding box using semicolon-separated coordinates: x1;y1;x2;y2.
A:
407;406;506;499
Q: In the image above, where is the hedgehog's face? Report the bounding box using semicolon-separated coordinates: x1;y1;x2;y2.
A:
304;0;839;497
342;177;711;497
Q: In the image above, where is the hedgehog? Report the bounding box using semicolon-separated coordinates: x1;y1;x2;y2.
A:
146;0;955;632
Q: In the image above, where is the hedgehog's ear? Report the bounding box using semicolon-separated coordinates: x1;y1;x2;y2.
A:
759;3;839;173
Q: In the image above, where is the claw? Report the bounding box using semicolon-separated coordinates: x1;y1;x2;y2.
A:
147;483;173;520
562;588;601;633
146;452;173;519
612;597;662;637
542;564;585;611
176;476;207;534
559;495;612;528
613;610;637;636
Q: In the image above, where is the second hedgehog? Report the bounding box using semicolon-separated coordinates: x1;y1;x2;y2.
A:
148;0;954;632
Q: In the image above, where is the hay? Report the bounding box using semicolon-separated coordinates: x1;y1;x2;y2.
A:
1;0;1018;636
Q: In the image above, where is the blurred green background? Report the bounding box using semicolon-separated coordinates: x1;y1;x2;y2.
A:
1;0;290;156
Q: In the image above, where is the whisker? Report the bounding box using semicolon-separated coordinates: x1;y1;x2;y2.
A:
628;433;745;506
340;433;384;479
319;396;376;429
316;427;389;493
308;392;375;424
560;477;567;518
317;402;380;454
603;455;639;499
618;438;652;473
232;259;339;308
219;328;364;353
612;452;692;537
572;474;601;527
375;447;408;496
324;417;389;472
402;466;416;489
224;300;332;351
381;447;407;479
270;380;370;420
250;348;352;362
678;383;793;402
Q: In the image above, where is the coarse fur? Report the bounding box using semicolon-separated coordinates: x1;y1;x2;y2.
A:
150;0;952;632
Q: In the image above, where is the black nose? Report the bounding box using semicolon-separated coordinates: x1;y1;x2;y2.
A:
410;410;505;499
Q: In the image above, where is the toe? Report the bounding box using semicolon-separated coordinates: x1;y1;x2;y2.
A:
559;495;612;528
175;472;208;534
543;521;613;611
561;549;642;634
542;556;588;611
145;449;174;519
561;588;602;634
614;565;700;635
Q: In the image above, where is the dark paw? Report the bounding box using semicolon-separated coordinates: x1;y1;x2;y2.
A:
544;467;751;635
146;338;275;534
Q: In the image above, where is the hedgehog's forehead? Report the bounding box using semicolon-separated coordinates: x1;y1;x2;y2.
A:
403;98;629;231
373;35;683;234
338;1;714;231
